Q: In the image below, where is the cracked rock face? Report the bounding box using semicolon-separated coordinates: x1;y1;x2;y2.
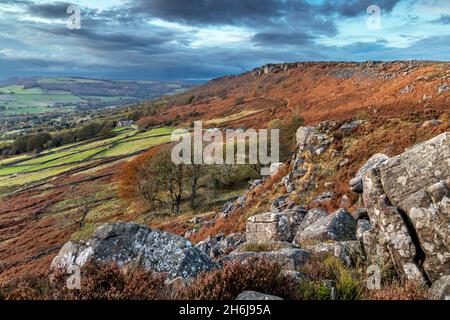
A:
360;133;450;285
349;153;389;193
51;222;215;279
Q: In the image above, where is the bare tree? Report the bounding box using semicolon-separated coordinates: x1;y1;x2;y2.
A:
74;196;94;229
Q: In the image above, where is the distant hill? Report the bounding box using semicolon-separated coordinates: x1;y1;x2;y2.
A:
138;61;450;129
0;77;198;115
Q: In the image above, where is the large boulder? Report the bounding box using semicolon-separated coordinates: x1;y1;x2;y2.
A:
299;208;329;230
361;133;450;285
294;209;357;244
246;208;306;243
51;222;215;279
349;153;389;193
223;248;310;272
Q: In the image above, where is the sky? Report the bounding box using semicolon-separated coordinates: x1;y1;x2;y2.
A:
0;0;449;80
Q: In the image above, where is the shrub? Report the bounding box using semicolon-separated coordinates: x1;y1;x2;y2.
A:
187;95;196;104
235;96;245;106
299;254;366;300
181;258;300;300
236;242;292;253
364;281;429;300
1;262;168;300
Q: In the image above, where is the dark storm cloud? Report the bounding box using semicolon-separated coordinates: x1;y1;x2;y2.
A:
26;1;73;18
320;0;402;17
431;14;450;25
33;26;175;53
252;32;315;45
130;0;286;26
129;0;402;26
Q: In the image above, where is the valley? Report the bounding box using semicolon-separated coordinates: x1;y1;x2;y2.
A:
0;77;195;115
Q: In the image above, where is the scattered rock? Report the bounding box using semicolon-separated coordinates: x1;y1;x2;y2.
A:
246;208;307;243
189;216;202;224
339;121;362;134
349;153;389;193
51;222;215;279
437;83;450;95
312;191;334;204
295;209;356;244
223;248;310;271
339;158;350;168
340;195;350;207
249;179;263;188
296;126;331;153
196;233;245;259
271;195;290;212
356;220;372;242
421;120;442;128
184;228;198;238
400;84;415;94
220;195;247;218
306;241;365;266
236;291;283;300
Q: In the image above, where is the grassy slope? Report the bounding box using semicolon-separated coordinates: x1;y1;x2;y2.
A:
0;127;173;185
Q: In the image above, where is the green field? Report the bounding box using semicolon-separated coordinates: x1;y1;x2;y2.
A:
0;85;81;114
0;127;174;187
0;84;134;115
0;77;192;115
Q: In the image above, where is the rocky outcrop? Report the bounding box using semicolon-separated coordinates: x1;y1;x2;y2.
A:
339;120;362;135
246;207;306;243
51;222;215;279
195;233;245;259
356;133;450;285
294;209;357;244
296;127;331;154
349;153;389;193
236;291;283;300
